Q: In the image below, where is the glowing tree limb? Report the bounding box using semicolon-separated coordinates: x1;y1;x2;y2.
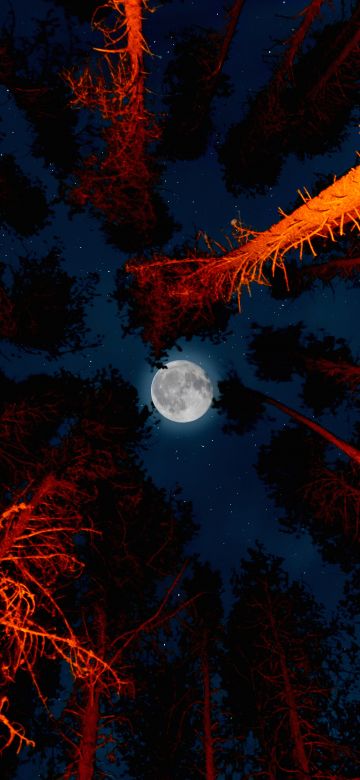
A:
0;477;126;754
217;374;360;465
0;697;35;754
253;388;360;465
127;163;360;332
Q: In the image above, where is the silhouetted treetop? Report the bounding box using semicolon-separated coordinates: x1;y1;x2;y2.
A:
0;252;100;356
160;27;232;161
218;5;359;193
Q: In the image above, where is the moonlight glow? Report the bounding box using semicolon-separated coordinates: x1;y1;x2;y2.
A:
151;360;213;423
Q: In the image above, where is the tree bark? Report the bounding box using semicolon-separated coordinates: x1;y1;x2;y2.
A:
266;589;311;779
212;0;246;79
201;642;217;780
78;687;101;780
76;605;106;780
255;388;360;465
128;164;360;311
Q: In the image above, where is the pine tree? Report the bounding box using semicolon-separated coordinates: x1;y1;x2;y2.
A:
224;545;360;777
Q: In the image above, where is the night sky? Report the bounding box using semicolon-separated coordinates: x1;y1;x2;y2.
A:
0;0;359;776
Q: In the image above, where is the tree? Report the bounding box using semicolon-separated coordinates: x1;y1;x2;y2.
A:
0;369;153;765
218;3;359;193
119;561;234;780
0;17;82;175
8;369;198;778
256;425;360;570
127;163;360;354
224;545;360;777
64;0;176;250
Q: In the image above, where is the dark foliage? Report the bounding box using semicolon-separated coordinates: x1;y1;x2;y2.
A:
257;425;360;571
160;28;232;161
214;371;267;434
225;545;360;775
248;322;355;415
218;11;359;194
0;251;99;356
0;155;49;235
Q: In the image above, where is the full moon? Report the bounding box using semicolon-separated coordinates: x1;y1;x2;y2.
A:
151;360;213;423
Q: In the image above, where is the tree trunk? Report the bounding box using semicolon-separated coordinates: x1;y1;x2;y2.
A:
255;388;360;465
212;0;246;78
76;605;106;780
201;644;217;780
78;687;101;780
308;6;360;102
128;164;360;313
274;0;325;88
266;590;311;779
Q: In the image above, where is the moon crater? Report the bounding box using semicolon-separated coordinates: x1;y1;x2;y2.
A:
151;360;213;423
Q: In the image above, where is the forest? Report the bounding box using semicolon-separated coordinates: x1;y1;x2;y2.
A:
0;0;359;778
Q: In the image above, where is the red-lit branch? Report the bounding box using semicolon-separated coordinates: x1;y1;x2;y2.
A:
304;356;360;391
211;0;246;79
272;0;326;89
0;477;126;754
303;464;360;539
255;388;360;465
302;254;360;281
127;164;360;346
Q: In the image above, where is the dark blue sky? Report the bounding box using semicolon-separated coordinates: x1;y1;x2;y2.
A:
1;0;358;628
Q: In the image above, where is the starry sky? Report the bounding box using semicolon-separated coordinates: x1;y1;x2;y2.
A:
0;0;358;623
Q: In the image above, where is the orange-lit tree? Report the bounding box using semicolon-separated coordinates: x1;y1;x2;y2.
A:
0;474;126;756
64;0;170;248
127;162;360;354
0;369;145;760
